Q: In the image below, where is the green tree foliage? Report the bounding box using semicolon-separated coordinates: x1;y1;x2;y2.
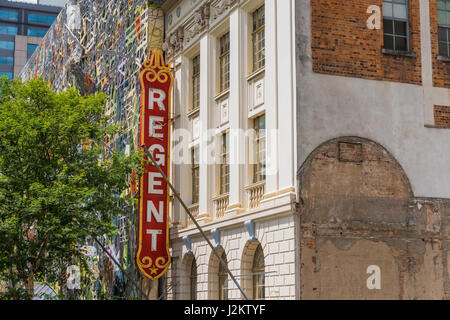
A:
0;78;144;299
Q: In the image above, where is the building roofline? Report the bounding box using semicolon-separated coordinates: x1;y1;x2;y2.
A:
0;1;63;12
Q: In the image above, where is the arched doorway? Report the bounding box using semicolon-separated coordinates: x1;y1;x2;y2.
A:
241;240;266;300
297;136;417;299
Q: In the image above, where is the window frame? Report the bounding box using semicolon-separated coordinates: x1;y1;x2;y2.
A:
252;5;265;72
27;13;56;25
27;43;39;53
438;0;450;57
0;40;14;51
219;32;230;92
252;245;265;300
27;27;48;38
0;25;18;36
0;9;18;22
218;251;228;300
253;114;266;184
382;0;410;52
192;55;200;111
0;71;13;79
0;56;14;65
190;258;197;300
191;146;200;204
219;131;230;195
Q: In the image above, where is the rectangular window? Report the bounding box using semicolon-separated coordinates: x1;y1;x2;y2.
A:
27;43;38;53
0;40;14;51
192;55;200;111
252;5;265;71
220;132;229;195
192;146;200;204
0;10;18;22
438;0;450;57
28;13;56;25
253;114;266;183
0;25;17;35
219;32;230;92
383;0;409;51
0;71;13;79
27;28;48;37
0;56;13;65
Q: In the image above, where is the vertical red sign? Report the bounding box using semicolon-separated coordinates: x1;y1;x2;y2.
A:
137;49;173;280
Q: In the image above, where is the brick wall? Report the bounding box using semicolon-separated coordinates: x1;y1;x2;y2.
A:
311;0;422;85
430;0;450;89
434;105;450;128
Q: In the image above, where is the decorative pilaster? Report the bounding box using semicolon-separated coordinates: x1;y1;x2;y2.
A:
226;8;245;215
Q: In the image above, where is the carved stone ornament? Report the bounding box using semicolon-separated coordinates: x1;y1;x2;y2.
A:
163;27;184;58
211;0;236;19
184;3;210;44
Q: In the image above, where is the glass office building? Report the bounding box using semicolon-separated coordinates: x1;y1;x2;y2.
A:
0;0;63;79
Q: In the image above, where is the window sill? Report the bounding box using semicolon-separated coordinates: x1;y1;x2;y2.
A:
437;55;450;62
381;48;417;58
424;124;450;129
246;67;265;82
214;88;230;101
187;107;200;118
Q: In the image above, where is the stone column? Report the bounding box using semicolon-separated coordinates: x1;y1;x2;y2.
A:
226;8;245;214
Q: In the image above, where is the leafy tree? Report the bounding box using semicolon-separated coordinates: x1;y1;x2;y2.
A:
0;77;143;299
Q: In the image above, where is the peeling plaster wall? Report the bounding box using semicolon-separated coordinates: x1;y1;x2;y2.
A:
298;137;450;300
295;0;450;300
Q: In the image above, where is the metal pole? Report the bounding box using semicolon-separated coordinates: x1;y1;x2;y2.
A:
92;235;150;300
158;281;176;300
141;144;249;300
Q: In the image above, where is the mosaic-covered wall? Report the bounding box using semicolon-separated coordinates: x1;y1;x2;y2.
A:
19;0;165;299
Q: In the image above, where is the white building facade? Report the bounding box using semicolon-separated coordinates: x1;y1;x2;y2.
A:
161;0;298;300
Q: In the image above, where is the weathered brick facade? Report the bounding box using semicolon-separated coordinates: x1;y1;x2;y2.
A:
434;105;450;128
298;137;450;300
311;0;422;85
430;0;450;89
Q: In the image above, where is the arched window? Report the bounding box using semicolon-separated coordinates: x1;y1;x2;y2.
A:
218;251;228;300
252;245;265;300
190;258;197;300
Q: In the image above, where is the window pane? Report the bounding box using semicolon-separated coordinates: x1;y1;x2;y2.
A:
383;19;394;34
0;56;13;65
438;0;446;10
438;27;448;42
0;71;13;79
393;4;407;19
0;25;17;35
384;35;394;49
438;10;447;25
395;36;407;51
253;5;265;31
28;13;56;25
27;43;39;53
394;20;407;36
0;10;18;21
439;41;449;56
0;41;14;50
383;2;393;18
27;28;48;37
